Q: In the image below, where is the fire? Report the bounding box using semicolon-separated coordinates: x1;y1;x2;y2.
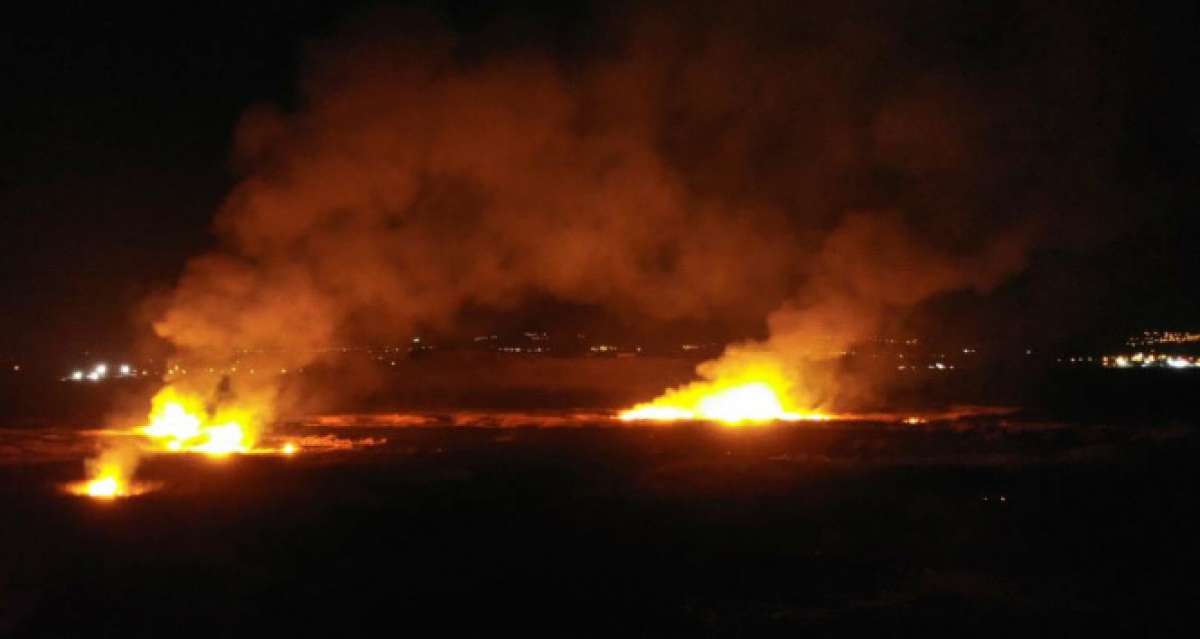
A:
140;386;255;456
69;471;157;500
620;360;828;425
694;382;798;422
67;449;152;499
67;383;300;498
80;474;124;498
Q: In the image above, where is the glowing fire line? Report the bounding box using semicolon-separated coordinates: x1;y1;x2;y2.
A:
67;462;157;499
138;387;256;456
70;385;301;499
620;380;828;425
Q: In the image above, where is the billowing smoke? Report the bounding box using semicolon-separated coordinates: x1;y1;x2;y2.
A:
689;212;1033;411
147;2;1115;421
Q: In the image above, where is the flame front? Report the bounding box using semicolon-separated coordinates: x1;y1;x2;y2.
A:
619;358;828;425
68;448;146;499
80;473;125;498
141;386;255;456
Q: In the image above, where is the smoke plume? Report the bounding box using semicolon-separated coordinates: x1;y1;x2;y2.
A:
148;1;1116;419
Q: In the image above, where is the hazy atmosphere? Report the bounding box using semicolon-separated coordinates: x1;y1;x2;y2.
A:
3;1;1198;635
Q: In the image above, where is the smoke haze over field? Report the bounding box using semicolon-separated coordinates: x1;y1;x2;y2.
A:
146;1;1130;415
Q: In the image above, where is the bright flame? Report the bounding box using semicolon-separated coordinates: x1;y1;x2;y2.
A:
193;423;247;455
620;359;827;425
68;383;297;497
140;386;254;456
83;475;123;498
144;400;202;442
70;471;156;500
620;405;695;421
67;450;150;499
695;383;792;422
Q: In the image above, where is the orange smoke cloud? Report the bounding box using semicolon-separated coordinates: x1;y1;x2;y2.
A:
146;3;1067;425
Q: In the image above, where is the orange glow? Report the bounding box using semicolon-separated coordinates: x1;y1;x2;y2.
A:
67;456;154;499
68;384;305;498
140;386;255;456
619;361;827;425
80;475;123;498
68;475;157;500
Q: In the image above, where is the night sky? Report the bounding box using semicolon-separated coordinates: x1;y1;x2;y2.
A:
2;3;348;360
2;1;1198;363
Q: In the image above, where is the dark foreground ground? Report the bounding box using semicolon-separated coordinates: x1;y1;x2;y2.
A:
2;418;1198;636
2;362;1199;636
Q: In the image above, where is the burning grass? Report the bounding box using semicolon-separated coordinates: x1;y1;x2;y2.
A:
618;355;830;425
59;370;1016;500
66;475;160;499
620;381;830;425
67;384;307;499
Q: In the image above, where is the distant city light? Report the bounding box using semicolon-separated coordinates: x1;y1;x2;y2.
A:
1103;352;1197;370
1127;330;1200;347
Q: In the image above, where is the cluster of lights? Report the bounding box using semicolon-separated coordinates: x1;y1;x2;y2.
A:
895;361;956;372
874;337;920;345
588;344;642;356
1103;353;1200;369
1125;331;1200;347
163;363;301;377
498;346;550;353
66;362;142;382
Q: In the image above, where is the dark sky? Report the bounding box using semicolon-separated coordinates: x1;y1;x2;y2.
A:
1;3;360;361
2;1;1198;363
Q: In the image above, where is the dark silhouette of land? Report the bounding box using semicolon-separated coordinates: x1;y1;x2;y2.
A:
2;359;1198;636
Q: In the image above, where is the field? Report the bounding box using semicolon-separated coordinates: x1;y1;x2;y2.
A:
2;360;1198;636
